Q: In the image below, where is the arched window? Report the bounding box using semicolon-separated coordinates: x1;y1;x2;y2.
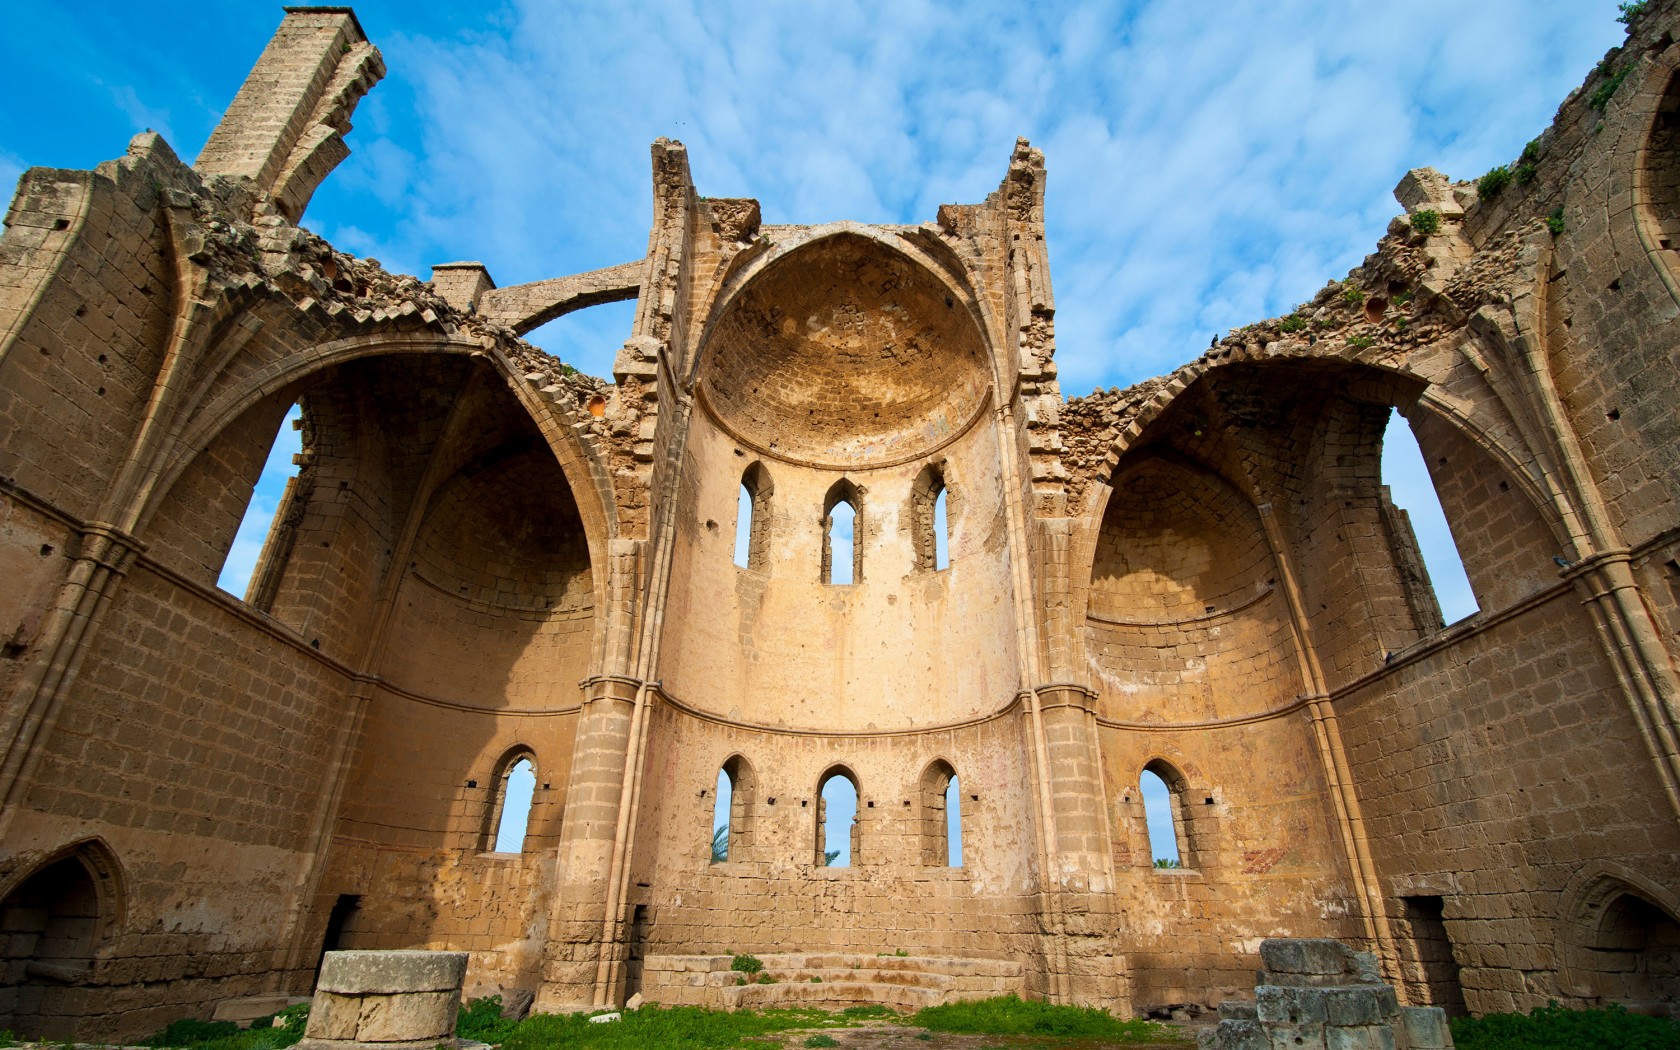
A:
735;463;773;572
920;760;962;867
488;753;537;853
710;755;754;863
910;464;952;572
816;767;860;867
1140;760;1191;870
1381;410;1477;625
217;401;308;606
822;480;863;585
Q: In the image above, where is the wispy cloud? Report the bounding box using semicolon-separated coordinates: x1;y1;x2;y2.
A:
297;0;1622;390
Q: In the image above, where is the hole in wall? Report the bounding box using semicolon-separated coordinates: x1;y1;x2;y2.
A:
1364;296;1388;323
1608;408;1621;420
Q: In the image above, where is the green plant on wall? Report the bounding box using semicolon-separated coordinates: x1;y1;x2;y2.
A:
1410;209;1441;236
1478;166;1513;199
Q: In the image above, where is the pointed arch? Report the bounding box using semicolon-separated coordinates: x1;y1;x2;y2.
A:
711;754;756;863
1557;865;1680;1010
736;462;774;573
920;759;961;867
816;765;861;867
0;838;126;1014
822;479;863;585
1139;759;1194;870
910;462;953;573
483;747;538;854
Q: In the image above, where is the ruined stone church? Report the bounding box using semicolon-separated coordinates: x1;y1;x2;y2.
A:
2;3;1678;1040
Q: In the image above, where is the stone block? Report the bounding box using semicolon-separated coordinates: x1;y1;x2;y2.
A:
1326;1025;1396;1050
1258;985;1329;1025
1260;939;1359;979
356;990;458;1042
1219;999;1259;1021
1266;1022;1328;1050
305;992;361;1041
1397;1006;1454;1049
1323;987;1385;1027
1202;1018;1269;1050
316;951;469;996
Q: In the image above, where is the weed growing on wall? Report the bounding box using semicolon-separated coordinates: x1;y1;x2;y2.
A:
1478;166;1513;199
1409;210;1442;236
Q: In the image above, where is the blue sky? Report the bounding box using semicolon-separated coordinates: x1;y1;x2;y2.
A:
5;3;1611;625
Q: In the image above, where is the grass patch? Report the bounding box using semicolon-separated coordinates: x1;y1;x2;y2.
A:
730;954;764;975
139;1005;308;1050
803;1038;839;1049
841;1006;896;1019
1452;1002;1680;1050
458;996;519;1045
912;995;1181;1042
502;1005;834;1050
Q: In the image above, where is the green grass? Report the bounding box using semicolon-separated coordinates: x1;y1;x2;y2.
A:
458;996;520;1045
499;1005;836;1050
138;1004;309;1050
1452;1003;1680;1050
803;1037;839;1048
911;995;1183;1042
841;1006;896;1019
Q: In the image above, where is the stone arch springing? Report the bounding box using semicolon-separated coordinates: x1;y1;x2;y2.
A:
822;479;864;585
816;765;861;867
920;759;961;867
484;747;538;854
1638;63;1680;263
711;754;756;863
910;462;954;573
736;462;773;573
0;838;124;1033
1558;868;1680;1011
1139;759;1193;870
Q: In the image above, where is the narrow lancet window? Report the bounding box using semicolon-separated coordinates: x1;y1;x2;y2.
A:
734;485;753;569
822;479;862;585
218;402;304;600
711;766;732;862
817;768;859;867
934;488;950;570
921;760;961;867
1140;764;1183;869
492;757;536;853
1381;410;1477;624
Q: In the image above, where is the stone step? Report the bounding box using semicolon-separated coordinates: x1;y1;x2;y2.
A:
640;952;1024;1012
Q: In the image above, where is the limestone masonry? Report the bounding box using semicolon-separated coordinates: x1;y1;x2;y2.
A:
1;3;1678;1039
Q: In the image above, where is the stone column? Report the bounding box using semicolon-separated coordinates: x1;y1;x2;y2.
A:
295;951;466;1050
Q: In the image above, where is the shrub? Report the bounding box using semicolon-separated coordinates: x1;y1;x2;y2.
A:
1341;283;1365;305
1346;334;1377;350
755;973;776;984
1515;163;1539;186
914;995;1176;1041
458;996;518;1045
1619;1;1650;28
730;953;764;974
1520;139;1542;166
1452;1002;1680;1050
1278;314;1308;333
1410;209;1442;236
1591;65;1631;111
1547;207;1566;236
1478;166;1513;200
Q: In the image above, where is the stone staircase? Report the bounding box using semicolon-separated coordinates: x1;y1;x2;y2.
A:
640;952;1026;1012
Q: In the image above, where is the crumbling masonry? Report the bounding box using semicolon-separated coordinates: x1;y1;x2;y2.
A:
1;4;1679;1039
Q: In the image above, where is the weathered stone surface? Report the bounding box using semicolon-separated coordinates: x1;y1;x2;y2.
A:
316;951;469;996
0;0;1676;1040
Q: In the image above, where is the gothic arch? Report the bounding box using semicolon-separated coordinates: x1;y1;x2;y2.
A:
1556;863;1680;1009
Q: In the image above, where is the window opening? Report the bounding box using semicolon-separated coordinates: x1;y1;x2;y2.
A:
492;756;536;853
817;769;859;867
711;766;732;863
217;402;304;600
1381;410;1477;624
946;774;962;866
736;464;773;572
1140;764;1184;869
734;485;753;569
828;500;856;584
934;488;950;570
